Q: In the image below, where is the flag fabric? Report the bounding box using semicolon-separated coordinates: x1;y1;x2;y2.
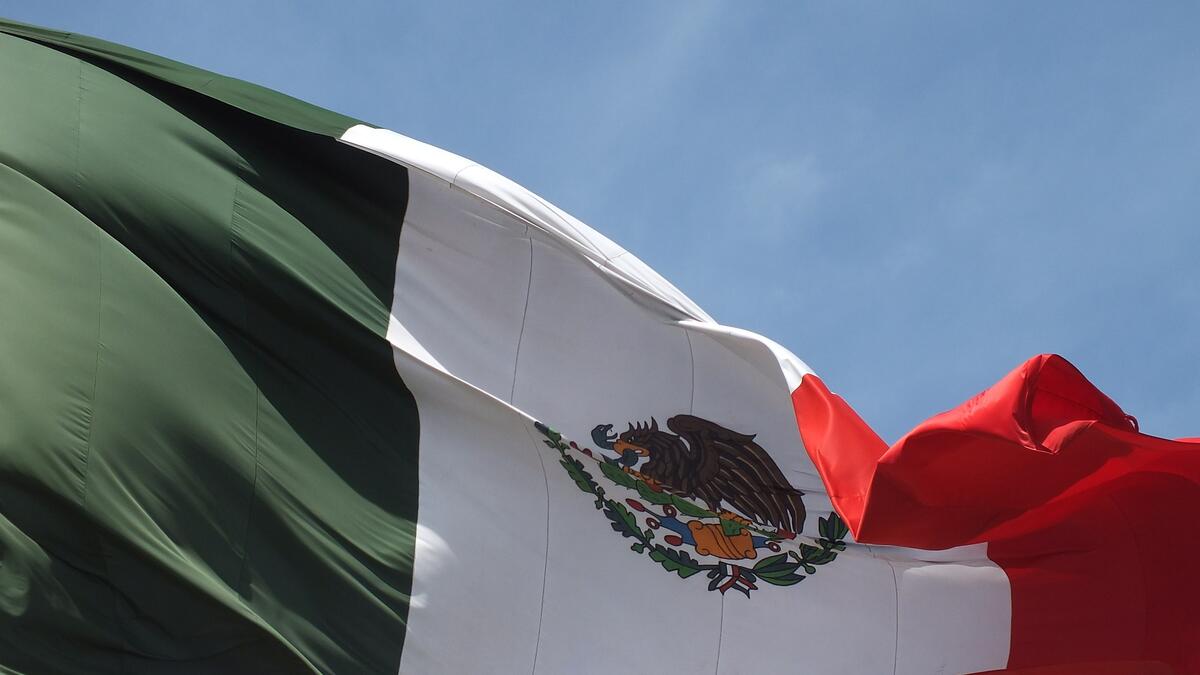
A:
0;18;1196;675
795;356;1200;672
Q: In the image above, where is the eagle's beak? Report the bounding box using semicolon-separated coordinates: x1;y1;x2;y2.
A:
613;440;650;456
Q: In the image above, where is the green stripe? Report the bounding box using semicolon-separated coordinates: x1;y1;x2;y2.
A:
0;16;364;137
0;29;417;674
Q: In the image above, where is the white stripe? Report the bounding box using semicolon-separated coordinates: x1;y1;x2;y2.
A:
341;124;712;323
345;125;1010;674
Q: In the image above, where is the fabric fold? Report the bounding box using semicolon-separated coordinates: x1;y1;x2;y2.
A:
794;353;1200;671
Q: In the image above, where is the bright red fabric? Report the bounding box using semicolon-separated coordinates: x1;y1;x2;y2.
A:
792;354;1200;672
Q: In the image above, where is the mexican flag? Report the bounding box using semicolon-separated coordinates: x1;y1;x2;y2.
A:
1;18;1196;675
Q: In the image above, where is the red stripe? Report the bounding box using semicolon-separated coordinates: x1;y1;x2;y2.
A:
972;661;1176;675
791;354;1200;673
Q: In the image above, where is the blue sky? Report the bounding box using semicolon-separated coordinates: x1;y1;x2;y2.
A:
4;1;1197;441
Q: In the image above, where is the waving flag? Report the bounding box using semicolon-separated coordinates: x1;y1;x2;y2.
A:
1;18;1196;674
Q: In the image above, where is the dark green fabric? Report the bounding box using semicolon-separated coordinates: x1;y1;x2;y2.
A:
0;28;417;674
0;16;364;138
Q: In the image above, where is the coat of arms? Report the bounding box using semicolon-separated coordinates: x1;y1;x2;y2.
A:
536;415;847;597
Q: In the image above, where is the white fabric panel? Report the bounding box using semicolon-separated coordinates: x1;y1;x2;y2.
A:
391;354;547;675
718;550;898;675
511;235;720;673
340;124;713;324
340;124;474;184
891;553;1012;675
348;123;1013;674
685;327;822;500
511;235;694;443
689;325;892;674
389;170;531;397
681;319;814;393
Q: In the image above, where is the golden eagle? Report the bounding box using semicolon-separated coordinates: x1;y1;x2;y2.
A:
592;415;806;534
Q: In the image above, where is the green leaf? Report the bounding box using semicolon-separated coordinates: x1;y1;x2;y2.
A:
596;467;715;520
612;502;638;531
751;555;805;585
559;457;598;496
649;545;704;579
752;554;794;574
758;574;804;587
598;461;638;489
753;553;789;572
636;481;673;505
670;495;716;519
819;513;850;541
806;548;838;566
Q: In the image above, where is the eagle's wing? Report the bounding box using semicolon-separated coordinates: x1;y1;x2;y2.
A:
668;415;806;532
709;438;806;533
